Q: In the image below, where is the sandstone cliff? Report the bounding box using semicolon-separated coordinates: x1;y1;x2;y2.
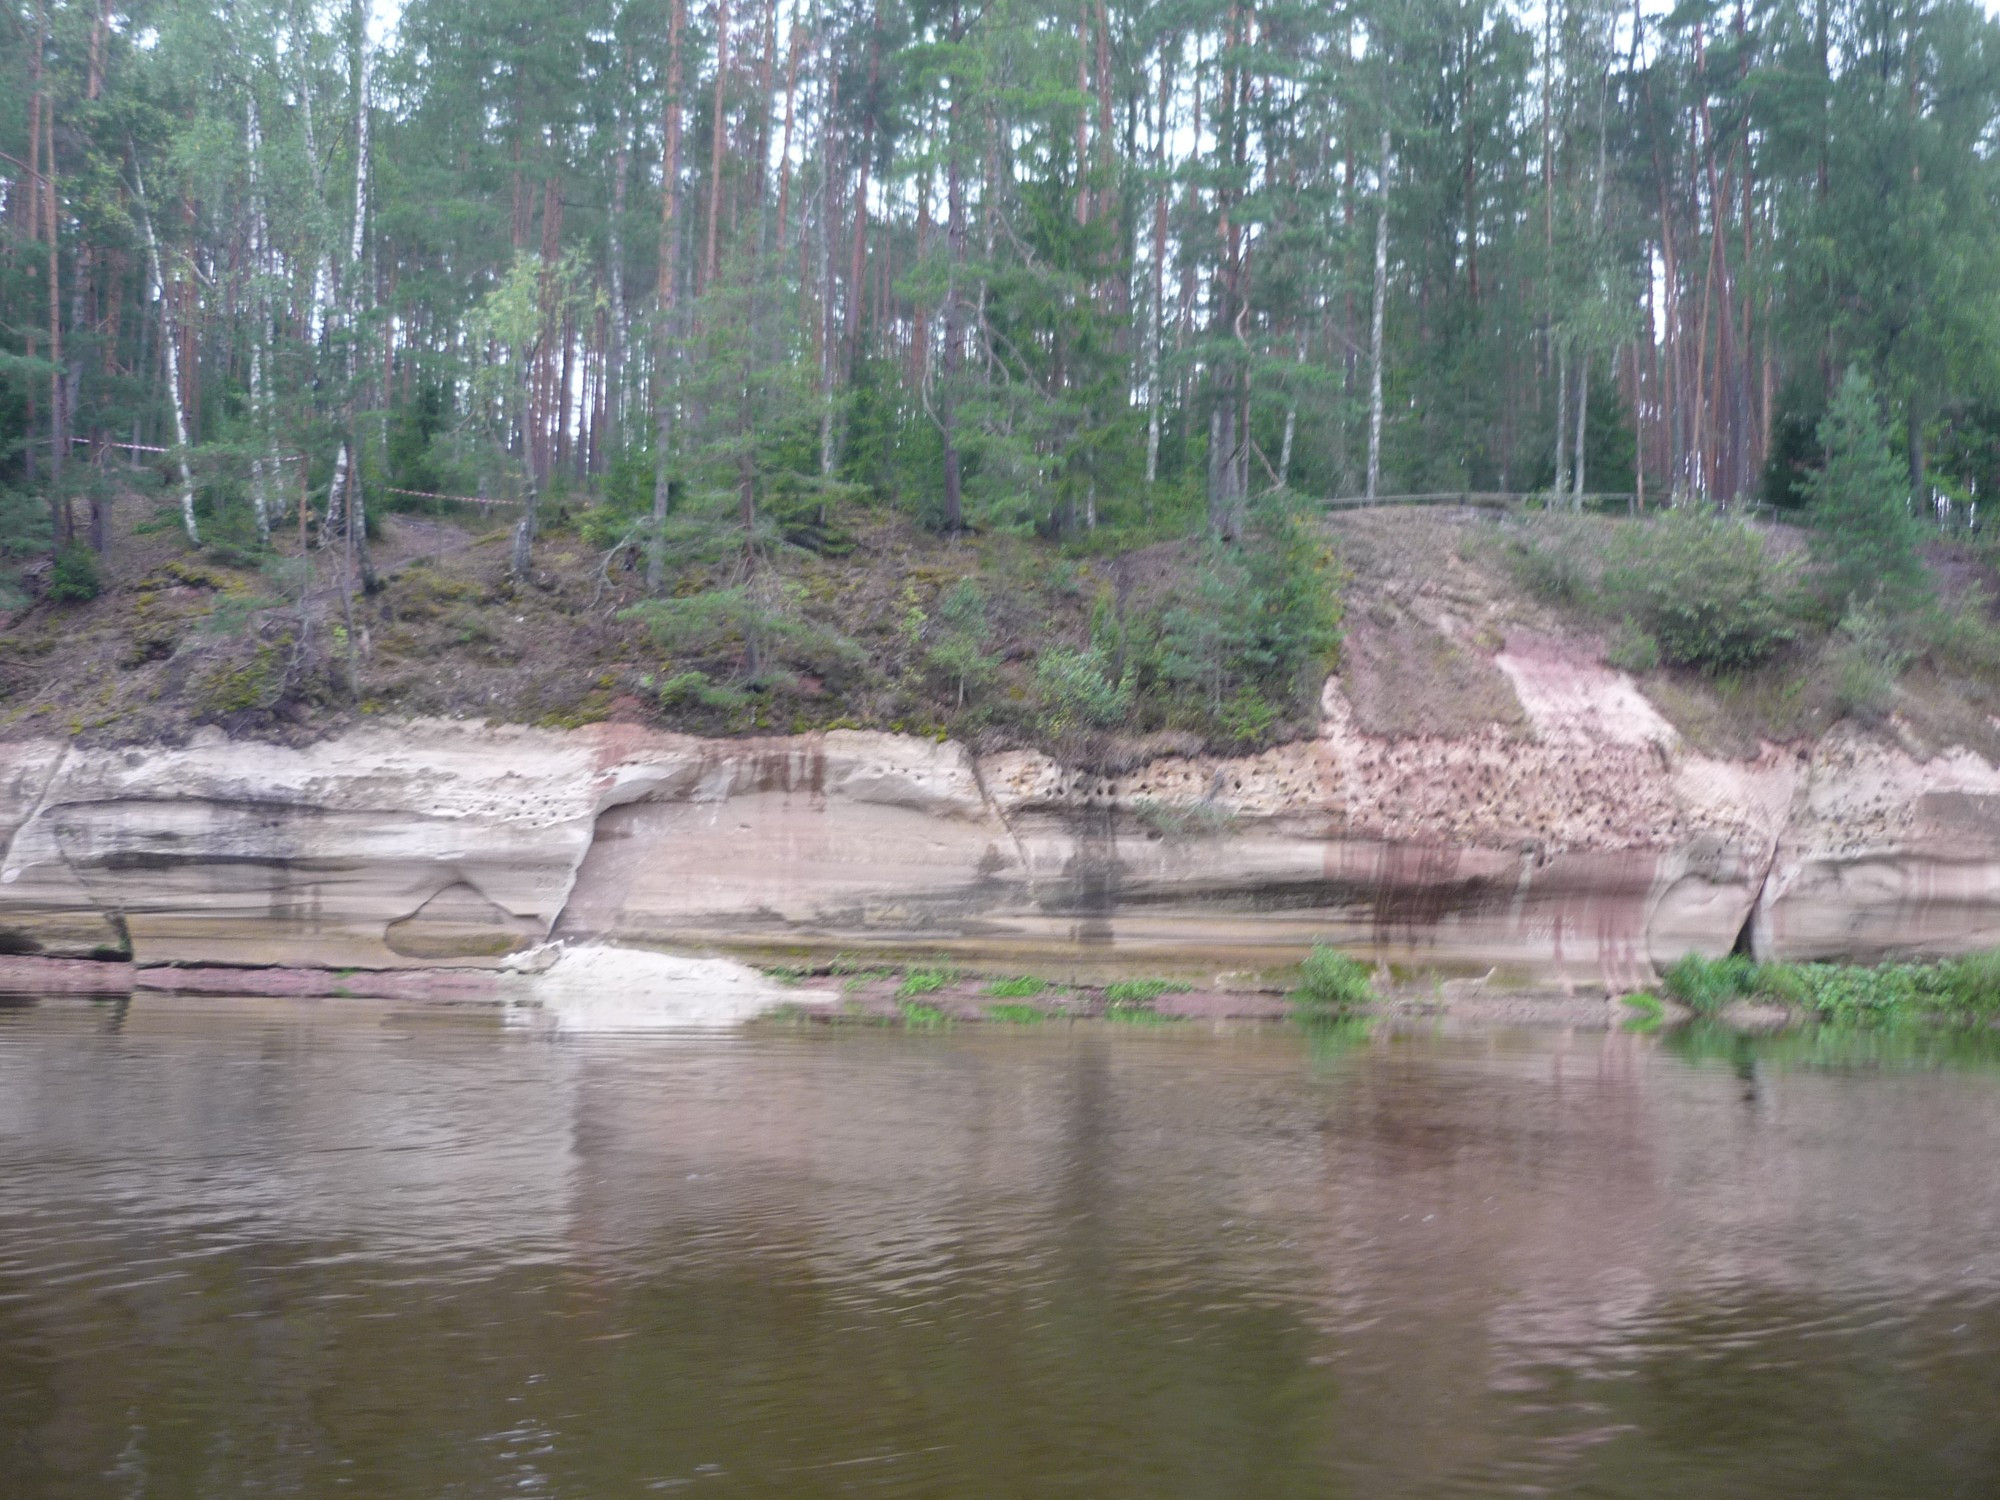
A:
5;642;1997;992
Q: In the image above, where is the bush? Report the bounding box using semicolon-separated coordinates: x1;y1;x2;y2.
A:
1034;644;1133;737
1810;368;1929;615
1290;944;1376;1018
1503;516;1603;608
923;579;1000;709
623;581;861;688
1604;508;1795;673
1153;502;1343;739
1827;605;1910;722
48;543;101;603
1661;949;2000;1026
1660;953;1758;1014
1605;620;1660;674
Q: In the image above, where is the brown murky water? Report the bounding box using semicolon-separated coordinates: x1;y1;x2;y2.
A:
3;998;2000;1497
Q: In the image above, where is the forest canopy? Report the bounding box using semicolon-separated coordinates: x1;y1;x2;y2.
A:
4;0;2000;646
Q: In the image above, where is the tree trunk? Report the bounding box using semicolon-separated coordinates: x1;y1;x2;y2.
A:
845;4;883;369
1573;348;1590;509
346;0;377;589
1366;129;1389;501
606;98;630;454
1552;340;1568;499
1146;44;1172;488
133;161;199;546
940;0;966;533
703;0;730;291
650;0;688;590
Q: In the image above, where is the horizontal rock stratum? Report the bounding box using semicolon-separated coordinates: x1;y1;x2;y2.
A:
3;658;1998;991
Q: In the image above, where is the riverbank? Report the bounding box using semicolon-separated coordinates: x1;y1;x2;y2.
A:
8;510;2000;995
14;947;1997;1038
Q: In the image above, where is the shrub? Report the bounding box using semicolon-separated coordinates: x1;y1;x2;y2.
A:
1154;502;1343;738
1034;644;1133;737
1810;368;1930;615
1503;516;1603;608
1604;508;1795;673
48;543;102;603
1659;949;2000;1027
1605;620;1660;674
1660;953;1758;1014
623;582;862;687
923;579;1000;708
1827;605;1910;722
1290;944;1376;1017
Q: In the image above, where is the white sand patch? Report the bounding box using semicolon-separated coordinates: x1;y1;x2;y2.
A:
1494;638;1678;749
500;942;835;1031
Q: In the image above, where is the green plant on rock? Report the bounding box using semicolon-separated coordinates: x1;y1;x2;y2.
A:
984;975;1048;998
896;968;956;1000
983;1002;1045;1023
1661;953;1756;1014
1102;978;1191;1007
1619;993;1666;1033
1289;944;1376;1020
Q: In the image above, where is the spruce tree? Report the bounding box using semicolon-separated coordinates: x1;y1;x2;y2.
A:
1810;368;1929;616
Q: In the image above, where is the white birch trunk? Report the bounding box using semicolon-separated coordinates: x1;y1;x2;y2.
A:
1365;128;1389;502
134;162;199;547
1573;349;1590;508
1553;340;1568;498
245;95;275;542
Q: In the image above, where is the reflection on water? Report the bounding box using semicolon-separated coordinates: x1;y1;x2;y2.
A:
3;998;1999;1498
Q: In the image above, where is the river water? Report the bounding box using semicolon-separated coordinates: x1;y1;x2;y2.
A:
3;998;2000;1497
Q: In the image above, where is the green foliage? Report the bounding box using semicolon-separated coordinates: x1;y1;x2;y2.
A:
983;976;1049;999
982;1003;1046;1023
1661;953;1758;1015
624;582;862;690
653;670;749;713
1605;620;1660;674
1619;993;1666;1033
1662;950;2000;1026
47;544;102;604
384;384;452;506
1810;370;1930;615
1289;945;1377;1019
1604;508;1795;673
922;580;1000;709
895;968;956;1000
1034;644;1133;738
898;1002;950;1029
1827;604;1911;722
1102;978;1192;1007
192;639;292;718
1142;499;1343;743
0;486;49;609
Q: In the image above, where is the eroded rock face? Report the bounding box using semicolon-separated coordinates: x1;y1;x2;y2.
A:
3;671;1998;988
